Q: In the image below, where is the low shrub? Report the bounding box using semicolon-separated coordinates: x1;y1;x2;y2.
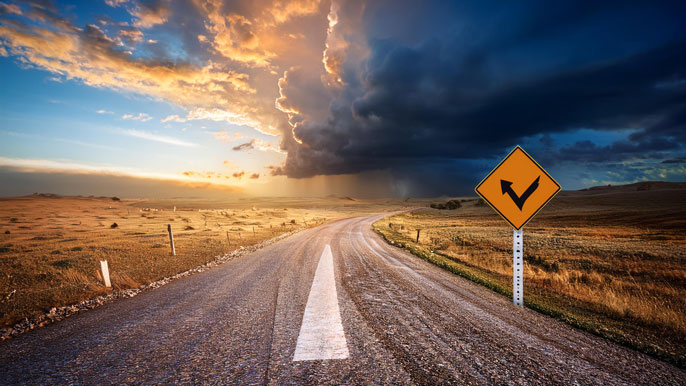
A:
429;199;461;210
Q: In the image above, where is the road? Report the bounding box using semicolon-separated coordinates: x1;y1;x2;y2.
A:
1;215;683;385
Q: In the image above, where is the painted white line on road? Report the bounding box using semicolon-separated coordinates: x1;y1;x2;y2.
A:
293;244;349;361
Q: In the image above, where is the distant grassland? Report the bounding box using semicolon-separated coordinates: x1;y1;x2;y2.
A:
374;182;686;367
0;195;405;330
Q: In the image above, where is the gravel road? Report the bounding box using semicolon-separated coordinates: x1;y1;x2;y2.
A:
1;215;683;385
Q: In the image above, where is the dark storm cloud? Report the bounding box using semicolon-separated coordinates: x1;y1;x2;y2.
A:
558;137;680;163
15;0;57;13
282;38;686;172
662;157;686;164
276;0;686;194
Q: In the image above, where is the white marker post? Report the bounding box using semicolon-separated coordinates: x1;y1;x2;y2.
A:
513;229;523;306
168;224;175;256
100;260;111;287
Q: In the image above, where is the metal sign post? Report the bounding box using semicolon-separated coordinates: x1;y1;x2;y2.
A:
513;229;523;306
475;146;560;307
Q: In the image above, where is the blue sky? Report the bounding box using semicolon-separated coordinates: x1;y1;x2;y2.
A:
0;47;284;192
0;0;684;197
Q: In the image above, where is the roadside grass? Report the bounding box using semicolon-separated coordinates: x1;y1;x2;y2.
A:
373;190;686;368
0;195;405;329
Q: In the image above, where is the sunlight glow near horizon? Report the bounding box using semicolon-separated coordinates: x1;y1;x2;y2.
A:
0;56;284;191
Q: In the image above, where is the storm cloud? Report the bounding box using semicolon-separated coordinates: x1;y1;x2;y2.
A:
274;0;686;193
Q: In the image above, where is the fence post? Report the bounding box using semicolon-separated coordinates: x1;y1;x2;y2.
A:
416;229;421;243
226;231;231;246
100;260;111;287
168;224;175;256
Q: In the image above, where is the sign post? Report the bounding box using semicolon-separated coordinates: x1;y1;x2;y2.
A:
513;229;523;306
475;146;560;306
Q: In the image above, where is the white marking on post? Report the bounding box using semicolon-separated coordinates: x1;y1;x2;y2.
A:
293;244;349;361
513;229;523;306
100;260;111;287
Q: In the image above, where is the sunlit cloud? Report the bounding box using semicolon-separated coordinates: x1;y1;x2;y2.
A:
97;109;114;114
117;28;144;46
104;0;170;28
197;1;274;67
185;107;274;134
122;129;200;148
322;1;343;83
161;114;185;123
105;0;128;7
160;108;271;132
0;2;21;15
122;112;152;121
182;170;225;179
130;1;170;28
0;6;280;136
266;0;322;25
181;168;261;182
208;129;245;143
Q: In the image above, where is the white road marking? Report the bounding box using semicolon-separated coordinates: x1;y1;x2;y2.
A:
293;244;349;361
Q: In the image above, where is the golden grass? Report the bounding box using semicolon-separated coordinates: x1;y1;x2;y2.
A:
375;187;686;367
0;195;407;329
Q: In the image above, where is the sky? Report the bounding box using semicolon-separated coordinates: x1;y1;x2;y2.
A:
0;0;685;198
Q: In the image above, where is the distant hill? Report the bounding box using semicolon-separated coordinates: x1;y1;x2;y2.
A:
579;181;686;192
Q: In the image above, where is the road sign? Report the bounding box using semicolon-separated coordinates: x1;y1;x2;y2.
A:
475;146;560;230
475;145;560;307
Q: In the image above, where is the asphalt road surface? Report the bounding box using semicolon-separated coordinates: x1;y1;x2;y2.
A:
1;215;683;385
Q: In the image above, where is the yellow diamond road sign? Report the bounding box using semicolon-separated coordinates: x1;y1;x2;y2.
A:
475;146;560;230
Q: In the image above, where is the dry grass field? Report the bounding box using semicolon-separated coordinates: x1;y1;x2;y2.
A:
1;184;684;367
0;194;407;330
374;182;686;367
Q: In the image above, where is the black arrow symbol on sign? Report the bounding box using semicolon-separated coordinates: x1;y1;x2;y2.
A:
501;176;540;210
